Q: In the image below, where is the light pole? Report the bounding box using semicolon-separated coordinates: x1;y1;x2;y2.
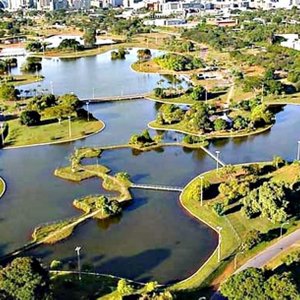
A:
75;246;81;281
297;141;300;161
261;82;264;103
215;150;220;172
50;81;54;94
68;116;72;138
217;226;222;262
0;123;4;147
200;176;204;206
35;65;39;80
86;101;90;122
92;87;95;100
234;251;244;270
280;221;289;238
205;89;208;104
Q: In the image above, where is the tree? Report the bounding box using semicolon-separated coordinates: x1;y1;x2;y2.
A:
0;257;51;300
26;41;43;52
137;49;152;60
242;229;262;250
20;110;41;126
21;57;42;73
214;118;227;131
190;85;206;101
250;104;273;127
117;279;134;296
58;39;82;51
264;272;299;299
58;94;82;112
220;268;266;300
83;28;96;48
0;83;19;101
272;155;285;169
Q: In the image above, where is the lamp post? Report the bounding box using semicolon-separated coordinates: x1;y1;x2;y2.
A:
75;246;81;281
0;123;4;147
261;82;264;103
50;81;54;94
92;87;95;100
297;141;300;161
234;251;244;270
215;150;220;172
217;226;222;262
86;101;90;122
35;65;39;80
200;176;204;206
280;221;289;238
68;116;72;138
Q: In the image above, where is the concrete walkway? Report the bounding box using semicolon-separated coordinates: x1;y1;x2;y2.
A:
236;227;300;273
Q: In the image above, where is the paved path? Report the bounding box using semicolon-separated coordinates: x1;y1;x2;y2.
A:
236;228;300;273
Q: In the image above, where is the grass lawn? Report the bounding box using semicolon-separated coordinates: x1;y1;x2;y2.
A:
148;120;273;139
4;74;43;86
51;273;120;300
265;91;300;105
4;117;103;147
172;162;300;291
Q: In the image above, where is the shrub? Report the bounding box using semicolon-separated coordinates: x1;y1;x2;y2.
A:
20;110;41;126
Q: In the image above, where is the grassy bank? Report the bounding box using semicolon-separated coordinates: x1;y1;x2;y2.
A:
3;74;44;86
172;162;300;292
0;177;6;198
51;272;121;300
148;120;273;139
4;117;104;148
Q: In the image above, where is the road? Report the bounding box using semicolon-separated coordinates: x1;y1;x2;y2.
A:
210;228;300;300
235;227;300;273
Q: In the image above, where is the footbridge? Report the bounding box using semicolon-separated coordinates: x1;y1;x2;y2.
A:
80;93;147;103
131;183;183;192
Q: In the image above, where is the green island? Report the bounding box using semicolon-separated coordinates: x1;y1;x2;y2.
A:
148;99;275;139
0;92;104;148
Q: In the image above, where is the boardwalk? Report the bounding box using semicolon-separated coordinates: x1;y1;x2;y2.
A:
80;93;147;103
131;183;183;192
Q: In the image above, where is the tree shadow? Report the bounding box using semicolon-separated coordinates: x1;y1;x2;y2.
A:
98;248;171;281
124;197;148;212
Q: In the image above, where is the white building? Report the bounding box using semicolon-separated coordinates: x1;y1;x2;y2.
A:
276;34;300;51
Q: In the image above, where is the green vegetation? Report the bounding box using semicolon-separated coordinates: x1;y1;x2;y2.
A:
137;48;152;61
73;195;122;218
174;160;300;291
2;93;104;147
153;53;204;72
220;267;300;300
0;257;51;300
0;83;19;101
58;39;83;51
151;99;274;138
4;116;103;147
21;57;42;73
0;177;5;197
111;47;128;60
129;129;162;149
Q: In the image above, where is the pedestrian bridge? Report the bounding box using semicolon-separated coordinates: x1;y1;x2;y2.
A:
131;183;183;192
80;93;147;103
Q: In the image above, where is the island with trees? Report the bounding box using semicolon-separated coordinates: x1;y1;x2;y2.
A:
0;91;104;148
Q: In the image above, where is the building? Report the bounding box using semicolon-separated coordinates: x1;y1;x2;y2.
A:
276;34;300;51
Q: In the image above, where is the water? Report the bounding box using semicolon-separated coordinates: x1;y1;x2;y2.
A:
11;49;176;99
2;51;300;283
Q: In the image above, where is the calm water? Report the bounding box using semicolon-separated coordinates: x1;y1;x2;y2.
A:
1;51;300;283
12;49;169;98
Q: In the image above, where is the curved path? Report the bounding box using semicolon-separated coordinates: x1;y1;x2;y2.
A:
236;228;300;273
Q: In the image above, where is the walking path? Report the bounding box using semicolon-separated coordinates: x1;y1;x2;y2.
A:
235;227;300;273
80;93;147;103
131;183;183;192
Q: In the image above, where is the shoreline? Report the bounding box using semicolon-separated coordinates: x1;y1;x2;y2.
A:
0;177;7;199
2;120;105;150
148;121;273;140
